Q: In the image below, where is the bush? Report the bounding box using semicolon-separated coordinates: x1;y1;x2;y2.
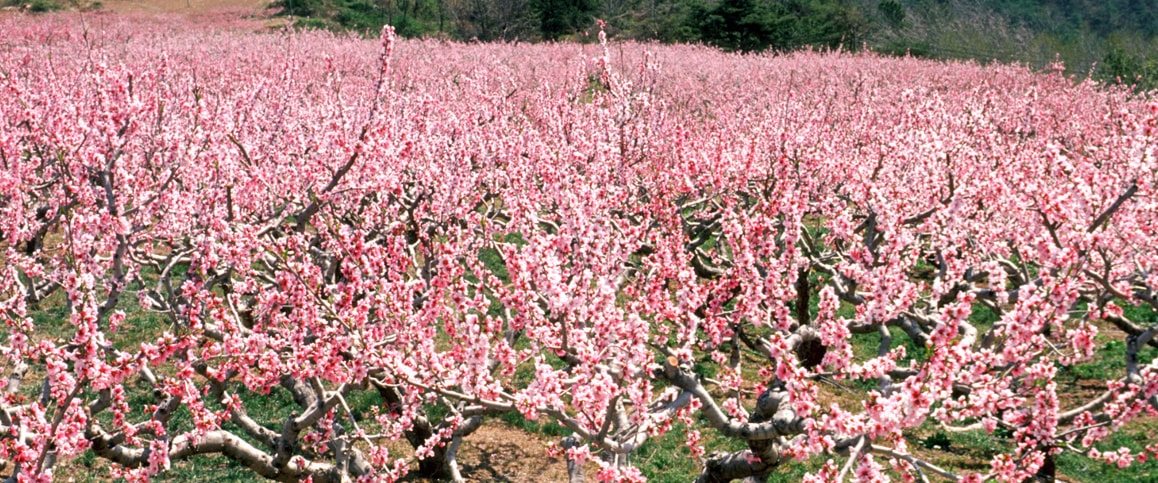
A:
28;0;62;12
1095;43;1158;92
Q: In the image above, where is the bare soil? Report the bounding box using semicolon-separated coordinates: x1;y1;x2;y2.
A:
451;425;571;482
95;0;269;14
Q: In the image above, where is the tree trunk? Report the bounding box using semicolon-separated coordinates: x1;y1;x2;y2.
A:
561;435;585;483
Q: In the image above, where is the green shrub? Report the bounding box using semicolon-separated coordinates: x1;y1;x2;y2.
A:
693;0;868;53
28;0;62;12
1095;43;1158;92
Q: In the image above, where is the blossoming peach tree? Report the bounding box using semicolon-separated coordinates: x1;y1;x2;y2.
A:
0;14;1156;483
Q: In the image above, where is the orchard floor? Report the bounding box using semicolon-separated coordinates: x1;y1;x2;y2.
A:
92;0;268;14
446;425;571;482
54;424;573;482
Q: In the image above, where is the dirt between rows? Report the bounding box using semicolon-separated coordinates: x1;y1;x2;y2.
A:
94;0;268;14
429;425;572;482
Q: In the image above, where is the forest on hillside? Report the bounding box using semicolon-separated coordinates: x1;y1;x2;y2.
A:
5;0;1156;89
261;0;1158;90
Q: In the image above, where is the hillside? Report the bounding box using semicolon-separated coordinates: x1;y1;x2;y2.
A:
4;0;1157;86
873;0;1158;90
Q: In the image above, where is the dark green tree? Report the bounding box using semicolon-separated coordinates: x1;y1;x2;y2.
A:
1096;43;1158;92
693;0;867;53
878;0;904;28
533;0;602;40
693;0;787;52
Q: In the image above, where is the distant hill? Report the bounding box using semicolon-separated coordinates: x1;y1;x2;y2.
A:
874;0;1158;90
4;0;1155;91
986;0;1158;38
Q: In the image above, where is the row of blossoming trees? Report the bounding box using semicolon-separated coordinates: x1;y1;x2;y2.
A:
0;12;1156;483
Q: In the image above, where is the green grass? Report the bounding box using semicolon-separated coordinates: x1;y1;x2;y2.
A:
766;458;828;482
969;302;1000;331
927;426;1011;466
1056;422;1158;483
157;455;259;482
1067;338;1158;380
1065;300;1158;381
496;411;572;438
633;423;706;482
1122;300;1158;325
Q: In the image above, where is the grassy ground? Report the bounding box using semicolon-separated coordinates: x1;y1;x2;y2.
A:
27;287;1158;482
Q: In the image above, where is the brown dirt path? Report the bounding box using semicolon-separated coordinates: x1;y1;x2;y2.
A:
96;0;270;14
